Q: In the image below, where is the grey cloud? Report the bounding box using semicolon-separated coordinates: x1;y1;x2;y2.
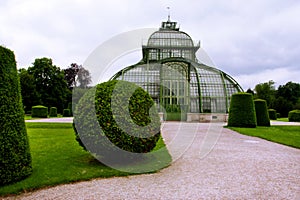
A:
0;0;299;88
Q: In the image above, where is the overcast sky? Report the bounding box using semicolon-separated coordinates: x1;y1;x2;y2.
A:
1;0;299;89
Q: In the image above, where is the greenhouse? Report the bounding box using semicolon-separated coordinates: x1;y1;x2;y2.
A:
110;19;243;122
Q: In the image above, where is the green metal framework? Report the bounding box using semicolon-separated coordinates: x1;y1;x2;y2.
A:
110;19;243;113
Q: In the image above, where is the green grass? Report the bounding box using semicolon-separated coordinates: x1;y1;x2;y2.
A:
24;114;64;120
228;126;300;149
276;118;289;122
0;123;171;197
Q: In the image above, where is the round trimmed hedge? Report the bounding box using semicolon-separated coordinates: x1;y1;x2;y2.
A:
0;46;32;185
49;107;57;117
288;110;300;122
268;109;277;120
31;105;48;118
227;92;257;127
73;80;161;163
254;99;270;126
63;109;71;117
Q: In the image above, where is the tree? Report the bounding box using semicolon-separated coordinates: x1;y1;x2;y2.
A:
28;58;69;112
64;63;92;89
0;46;32;185
246;88;254;95
64;63;80;89
18;68;40;113
77;67;92;88
273;82;300;117
273;97;294;117
276;82;300;105
254;80;276;107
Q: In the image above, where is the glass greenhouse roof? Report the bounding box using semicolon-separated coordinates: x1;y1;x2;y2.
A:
148;30;195;47
110;19;243;115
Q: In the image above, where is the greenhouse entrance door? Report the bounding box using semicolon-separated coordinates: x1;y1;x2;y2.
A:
161;62;189;121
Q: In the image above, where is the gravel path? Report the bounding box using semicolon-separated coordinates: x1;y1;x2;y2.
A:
3;122;300;199
25;117;73;123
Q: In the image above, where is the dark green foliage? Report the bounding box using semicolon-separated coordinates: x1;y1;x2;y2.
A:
0;46;32;185
31;105;48;118
268;109;277;120
254;99;270;126
27;58;69;113
67;102;73;116
276;113;281;118
251;81;300;117
63;109;71;117
227;92;257;127
18;69;40;113
163;104;187;121
274;82;300;117
273;96;294;117
288;110;300;122
254;80;275;107
74;80;161;163
49;107;57;117
246;88;254;95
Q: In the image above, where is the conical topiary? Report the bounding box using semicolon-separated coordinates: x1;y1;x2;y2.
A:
254;99;270;126
227;92;257;127
0;46;32;185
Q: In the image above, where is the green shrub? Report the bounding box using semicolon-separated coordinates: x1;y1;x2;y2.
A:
163;104;187;121
67;102;73;116
254;99;270;126
0;46;32;185
268;109;277;120
63;109;71;117
73;80;161;163
288;110;300;122
31;105;48;118
49;107;57;117
276;113;281;118
227;92;256;127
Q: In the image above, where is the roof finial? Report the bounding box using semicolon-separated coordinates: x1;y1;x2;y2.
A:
167;7;171;22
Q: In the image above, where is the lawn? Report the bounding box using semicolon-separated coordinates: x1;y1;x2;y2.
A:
276;118;288;122
24;114;64;120
228;126;300;149
0;123;171;196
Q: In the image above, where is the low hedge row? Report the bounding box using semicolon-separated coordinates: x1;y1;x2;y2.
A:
31;105;48;118
288;110;300;122
49;107;57;117
268;109;277;120
63;109;71;117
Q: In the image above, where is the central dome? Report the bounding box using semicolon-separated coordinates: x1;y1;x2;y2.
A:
143;20;200;61
148;30;194;47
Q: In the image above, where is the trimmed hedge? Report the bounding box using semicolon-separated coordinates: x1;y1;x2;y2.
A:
0;46;32;185
268;109;277;120
276;113;281;118
163;104;187;121
31;105;48;118
227;92;257;127
73;80;161;163
63;109;71;117
67;102;73;116
254;99;270;126
49;107;57;117
288;110;300;122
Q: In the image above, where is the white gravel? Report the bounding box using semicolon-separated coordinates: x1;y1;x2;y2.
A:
2;122;300;200
25;117;73;123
